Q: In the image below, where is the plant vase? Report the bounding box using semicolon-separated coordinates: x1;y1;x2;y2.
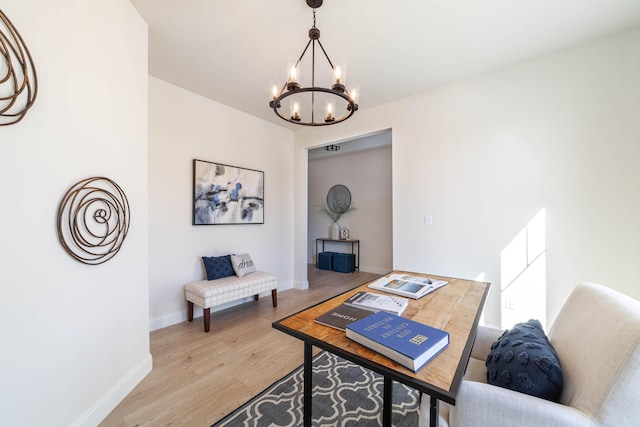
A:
331;222;340;239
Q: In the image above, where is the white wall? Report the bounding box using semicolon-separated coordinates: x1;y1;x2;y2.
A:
0;2;150;426
294;26;640;328
148;77;295;330
308;144;392;273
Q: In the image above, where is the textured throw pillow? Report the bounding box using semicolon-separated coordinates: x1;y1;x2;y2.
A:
230;253;256;278
486;319;563;402
202;255;235;280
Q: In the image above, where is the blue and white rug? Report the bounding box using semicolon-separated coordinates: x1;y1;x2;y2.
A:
212;351;420;427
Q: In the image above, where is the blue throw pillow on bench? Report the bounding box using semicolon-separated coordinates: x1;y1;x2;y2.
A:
202;255;235;280
486;319;563;402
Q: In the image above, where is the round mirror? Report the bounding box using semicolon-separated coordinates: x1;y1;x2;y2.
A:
327;184;351;213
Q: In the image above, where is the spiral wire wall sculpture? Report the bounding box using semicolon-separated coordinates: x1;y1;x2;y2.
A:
0;9;38;126
57;177;131;265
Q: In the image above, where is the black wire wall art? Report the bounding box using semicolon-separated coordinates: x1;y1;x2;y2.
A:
0;9;38;126
57;177;131;265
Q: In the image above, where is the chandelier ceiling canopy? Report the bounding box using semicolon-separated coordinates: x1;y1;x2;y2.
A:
269;0;359;126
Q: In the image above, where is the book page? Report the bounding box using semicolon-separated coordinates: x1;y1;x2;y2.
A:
385;279;426;294
389;274;434;286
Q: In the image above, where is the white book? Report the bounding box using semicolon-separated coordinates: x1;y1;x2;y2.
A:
368;274;448;299
344;291;409;316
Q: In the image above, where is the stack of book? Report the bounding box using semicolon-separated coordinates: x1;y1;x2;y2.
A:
346;311;450;372
313;274;450;372
314;307;450;372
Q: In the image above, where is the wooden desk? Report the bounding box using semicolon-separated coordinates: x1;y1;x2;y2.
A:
272;271;490;427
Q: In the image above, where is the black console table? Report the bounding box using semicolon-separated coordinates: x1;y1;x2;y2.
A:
315;238;360;271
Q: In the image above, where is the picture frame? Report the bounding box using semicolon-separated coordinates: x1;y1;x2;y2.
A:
340;227;349;240
193;159;264;225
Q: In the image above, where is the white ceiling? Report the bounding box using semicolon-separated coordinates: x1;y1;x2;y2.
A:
130;0;640;130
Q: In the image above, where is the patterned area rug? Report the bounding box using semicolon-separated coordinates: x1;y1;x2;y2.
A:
212;351;420;427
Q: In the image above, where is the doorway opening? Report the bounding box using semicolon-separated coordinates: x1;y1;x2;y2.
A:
307;130;393;277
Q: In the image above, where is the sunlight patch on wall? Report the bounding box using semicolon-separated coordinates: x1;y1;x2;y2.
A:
500;208;547;330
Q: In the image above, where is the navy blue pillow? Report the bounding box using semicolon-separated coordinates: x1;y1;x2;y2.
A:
202;255;235;280
486;319;563;402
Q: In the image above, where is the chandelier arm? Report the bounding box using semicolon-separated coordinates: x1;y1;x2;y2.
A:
295;39;313;68
315;39;335;70
278;81;287;97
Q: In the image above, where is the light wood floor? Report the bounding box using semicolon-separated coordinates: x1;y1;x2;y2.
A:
100;265;382;427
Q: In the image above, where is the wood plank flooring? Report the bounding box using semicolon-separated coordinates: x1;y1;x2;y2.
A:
100;266;382;427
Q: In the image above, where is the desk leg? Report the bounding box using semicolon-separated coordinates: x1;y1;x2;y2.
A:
303;343;312;427
382;377;392;426
429;396;439;427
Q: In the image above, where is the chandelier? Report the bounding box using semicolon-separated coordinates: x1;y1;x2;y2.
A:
269;0;359;126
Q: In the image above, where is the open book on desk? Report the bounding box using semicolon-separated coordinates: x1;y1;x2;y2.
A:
368;274;448;299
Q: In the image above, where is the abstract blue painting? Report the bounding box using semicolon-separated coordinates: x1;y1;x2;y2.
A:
193;159;264;225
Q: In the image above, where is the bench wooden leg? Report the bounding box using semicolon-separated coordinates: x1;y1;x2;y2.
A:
272;289;278;307
254;294;259;301
187;301;194;322
204;308;210;333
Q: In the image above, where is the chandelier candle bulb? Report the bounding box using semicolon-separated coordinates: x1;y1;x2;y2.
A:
334;66;342;84
269;85;281;108
289;65;297;83
286;57;300;91
325;100;335;122
332;63;346;92
349;86;360;104
290;98;301;121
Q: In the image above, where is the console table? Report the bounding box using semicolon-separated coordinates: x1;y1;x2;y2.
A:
272;271;490;427
315;238;359;271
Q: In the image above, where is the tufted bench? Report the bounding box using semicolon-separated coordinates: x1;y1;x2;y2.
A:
184;270;277;332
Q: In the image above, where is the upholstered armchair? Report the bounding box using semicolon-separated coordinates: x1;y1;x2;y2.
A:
419;282;640;426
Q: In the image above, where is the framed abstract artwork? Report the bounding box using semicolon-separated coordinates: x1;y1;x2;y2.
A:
193;159;264;225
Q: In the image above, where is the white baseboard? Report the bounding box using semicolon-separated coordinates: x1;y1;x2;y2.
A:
294;280;309;290
150;310;188;331
278;280;294;291
72;353;153;427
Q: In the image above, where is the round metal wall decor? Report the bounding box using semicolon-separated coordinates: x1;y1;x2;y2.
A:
327;184;351;213
57;177;130;265
0;9;38;126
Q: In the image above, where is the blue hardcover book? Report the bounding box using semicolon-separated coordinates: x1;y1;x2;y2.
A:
345;311;450;372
